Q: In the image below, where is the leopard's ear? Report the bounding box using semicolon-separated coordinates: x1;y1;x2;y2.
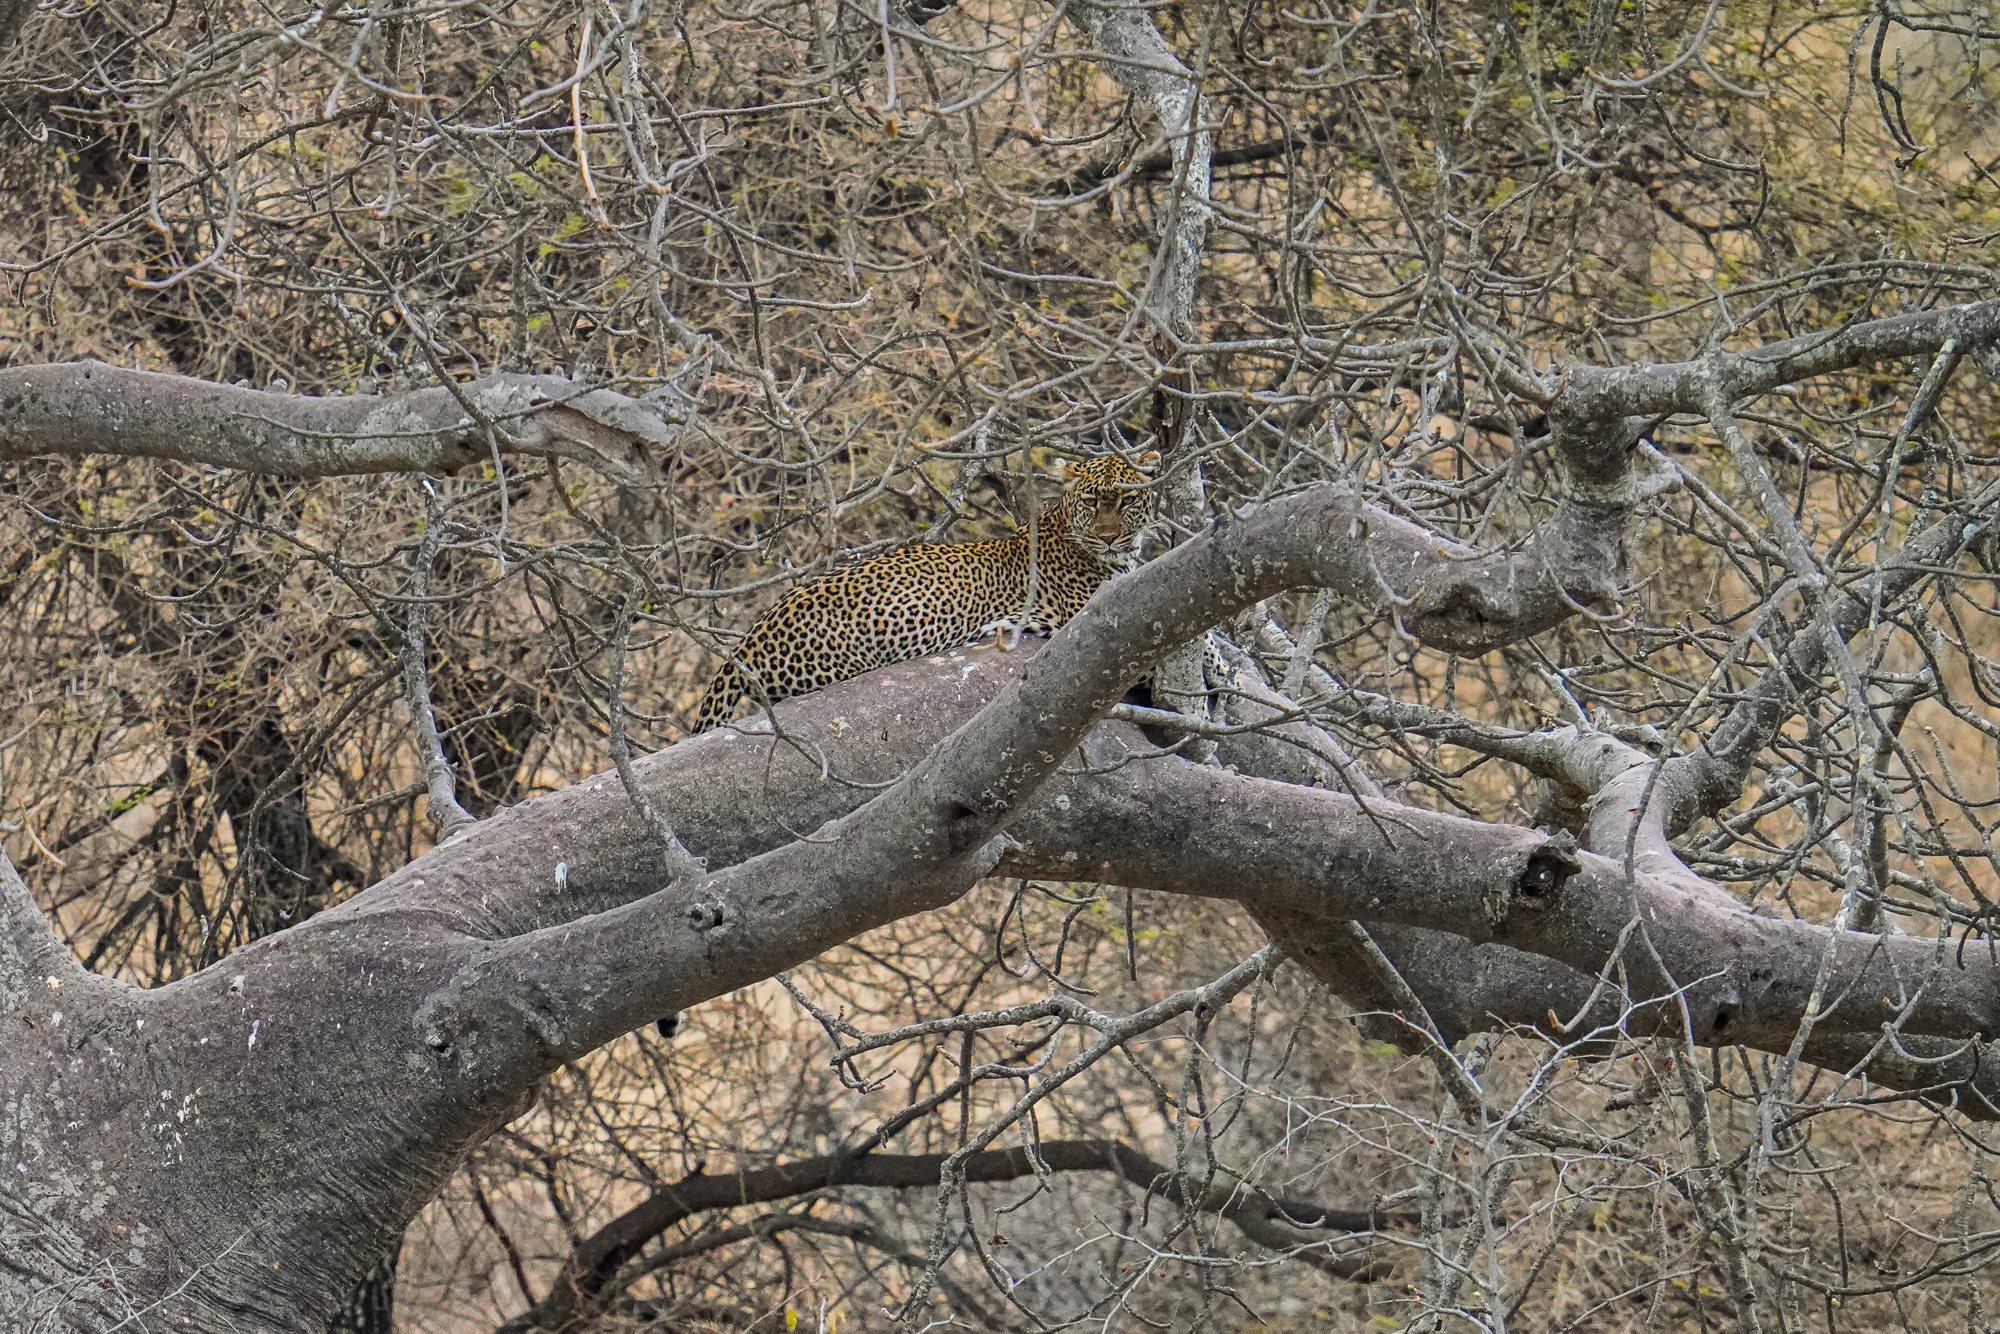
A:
1134;450;1161;472
1050;457;1075;481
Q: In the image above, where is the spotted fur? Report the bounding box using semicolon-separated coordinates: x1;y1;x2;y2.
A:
692;453;1158;731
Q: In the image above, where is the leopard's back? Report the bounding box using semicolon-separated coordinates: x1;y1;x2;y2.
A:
691;455;1155;732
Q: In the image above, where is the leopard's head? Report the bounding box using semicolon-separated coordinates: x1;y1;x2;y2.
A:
1052;451;1160;570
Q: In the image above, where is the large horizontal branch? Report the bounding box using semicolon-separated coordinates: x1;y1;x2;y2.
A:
1173;680;2000;1115
400;474;1641;1090
0;361;682;484
1548;298;2000;421
1270;917;2000;1119
1000;723;2000;1049
509;1139;1399;1332
1515;300;1999;525
1051;680;2000;1110
318;643;2000;1115
20;644;2000;1326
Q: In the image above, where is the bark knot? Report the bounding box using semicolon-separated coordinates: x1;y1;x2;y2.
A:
686;900;729;933
1485;832;1581;926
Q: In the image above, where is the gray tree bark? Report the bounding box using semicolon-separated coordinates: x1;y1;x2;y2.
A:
4;298;1998;1329
0;362;683;484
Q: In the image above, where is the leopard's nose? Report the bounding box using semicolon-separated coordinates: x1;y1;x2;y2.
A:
1092;508;1123;539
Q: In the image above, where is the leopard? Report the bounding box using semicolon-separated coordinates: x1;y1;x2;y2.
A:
691;452;1160;732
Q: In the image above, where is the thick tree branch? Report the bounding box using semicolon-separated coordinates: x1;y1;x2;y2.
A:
1273;914;2000;1117
1515;302;1999;536
1087;645;2000;1115
1000;728;2000;1048
0;848;100;1011
8;305;1994;1325
1547;298;2000;420
0;361;683;484
312;641;2000;1113
1310;454;2000;855
15;638;2000;1327
403;475;1637;1090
